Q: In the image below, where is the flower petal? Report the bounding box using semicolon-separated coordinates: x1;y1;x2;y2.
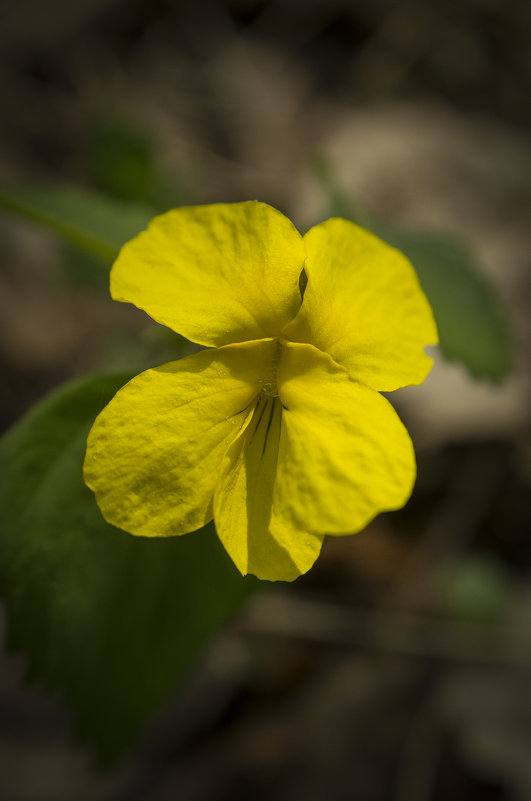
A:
214;395;323;581
111;202;305;347
84;340;278;538
285;218;438;391
275;341;416;534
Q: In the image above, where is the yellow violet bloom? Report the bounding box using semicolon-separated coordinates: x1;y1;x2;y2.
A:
84;202;438;582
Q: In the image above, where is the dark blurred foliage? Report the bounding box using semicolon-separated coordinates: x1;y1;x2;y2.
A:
1;0;531;175
1;2;530;800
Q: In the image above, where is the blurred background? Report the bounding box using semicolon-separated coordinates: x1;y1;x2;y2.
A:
1;1;530;799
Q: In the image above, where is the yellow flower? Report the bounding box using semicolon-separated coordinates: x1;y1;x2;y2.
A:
84;202;437;581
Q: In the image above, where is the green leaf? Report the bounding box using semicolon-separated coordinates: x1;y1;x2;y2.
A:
0;184;153;263
0;374;258;764
373;226;513;381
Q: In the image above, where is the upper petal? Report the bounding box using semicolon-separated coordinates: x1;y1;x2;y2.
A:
84;339;277;538
284;218;438;391
275;341;416;534
111;202;305;347
213;395;323;582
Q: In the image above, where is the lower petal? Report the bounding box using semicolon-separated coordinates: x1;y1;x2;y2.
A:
275;341;416;534
84;340;277;538
214;395;323;581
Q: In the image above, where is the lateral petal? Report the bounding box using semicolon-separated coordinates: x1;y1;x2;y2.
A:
111;202;305;347
275;341;416;534
214;395;323;581
285;218;438;391
84;340;277;538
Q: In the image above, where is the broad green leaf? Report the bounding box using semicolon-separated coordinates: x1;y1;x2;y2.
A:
0;184;153;263
0;374;257;763
373;226;513;382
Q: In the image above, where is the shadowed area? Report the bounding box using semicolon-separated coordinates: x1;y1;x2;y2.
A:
1;0;530;799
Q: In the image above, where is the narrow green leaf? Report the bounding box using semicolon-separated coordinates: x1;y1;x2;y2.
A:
0;184;153;262
0;374;257;763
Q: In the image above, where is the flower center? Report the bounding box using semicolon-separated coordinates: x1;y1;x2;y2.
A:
260;338;282;398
